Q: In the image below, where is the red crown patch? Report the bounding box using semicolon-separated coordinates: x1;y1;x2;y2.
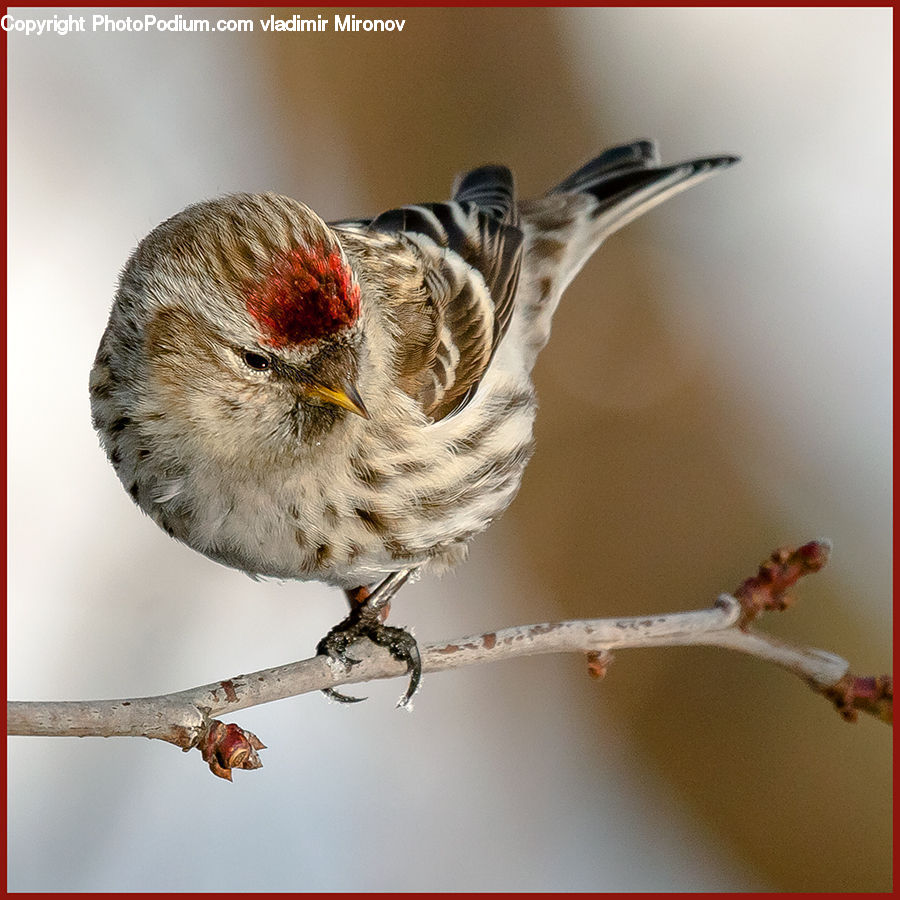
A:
246;244;360;347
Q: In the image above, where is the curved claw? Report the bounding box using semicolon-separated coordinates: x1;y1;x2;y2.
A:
321;686;368;704
364;621;422;708
397;641;422;709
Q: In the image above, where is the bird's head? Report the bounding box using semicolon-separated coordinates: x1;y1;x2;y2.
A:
106;193;371;467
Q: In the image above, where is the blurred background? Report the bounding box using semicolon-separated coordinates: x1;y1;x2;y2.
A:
7;6;891;891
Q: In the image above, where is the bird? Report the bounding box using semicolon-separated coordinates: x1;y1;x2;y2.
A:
90;140;738;704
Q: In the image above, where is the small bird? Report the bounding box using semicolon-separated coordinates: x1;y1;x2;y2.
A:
90;140;738;703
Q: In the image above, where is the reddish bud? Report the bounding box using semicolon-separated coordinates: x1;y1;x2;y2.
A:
818;673;893;724
587;651;613;679
735;539;832;628
200;719;267;781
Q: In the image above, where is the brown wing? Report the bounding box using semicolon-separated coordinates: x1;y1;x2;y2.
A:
338;165;523;420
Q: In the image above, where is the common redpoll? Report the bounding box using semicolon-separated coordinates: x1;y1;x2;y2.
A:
90;140;737;702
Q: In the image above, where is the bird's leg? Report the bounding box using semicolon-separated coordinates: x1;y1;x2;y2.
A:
316;568;421;707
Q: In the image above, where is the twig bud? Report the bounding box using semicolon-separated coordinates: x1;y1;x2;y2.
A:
735;539;831;628
200;720;267;781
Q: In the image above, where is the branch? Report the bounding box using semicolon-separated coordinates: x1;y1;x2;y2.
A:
7;540;891;780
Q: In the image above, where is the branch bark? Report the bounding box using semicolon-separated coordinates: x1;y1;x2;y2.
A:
7;540;892;780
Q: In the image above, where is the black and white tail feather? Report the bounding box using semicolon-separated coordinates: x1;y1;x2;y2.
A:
517;140;739;364
548;140;737;274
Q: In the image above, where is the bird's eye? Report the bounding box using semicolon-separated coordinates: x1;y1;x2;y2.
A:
242;350;271;371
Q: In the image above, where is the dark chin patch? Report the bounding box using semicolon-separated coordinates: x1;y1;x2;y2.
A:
246;244;360;347
299;402;345;443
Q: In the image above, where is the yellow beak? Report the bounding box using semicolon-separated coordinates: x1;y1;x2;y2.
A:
305;381;370;419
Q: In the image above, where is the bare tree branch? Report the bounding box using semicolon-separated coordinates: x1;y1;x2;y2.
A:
7;540;891;780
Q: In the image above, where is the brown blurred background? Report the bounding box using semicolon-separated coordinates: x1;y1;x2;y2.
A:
8;7;891;891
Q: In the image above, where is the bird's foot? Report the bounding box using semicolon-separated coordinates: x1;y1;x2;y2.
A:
316;570;421;707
